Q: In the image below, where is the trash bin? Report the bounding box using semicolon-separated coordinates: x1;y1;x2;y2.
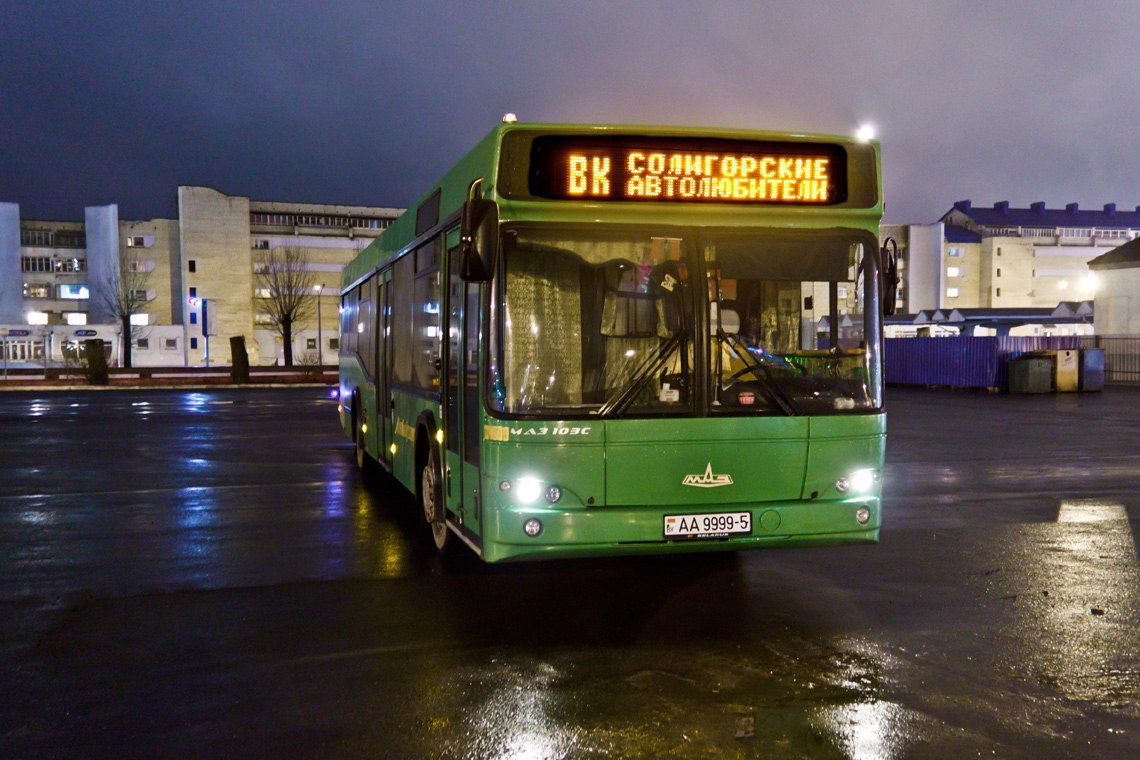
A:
1079;348;1105;392
1055;349;1079;392
1008;355;1053;393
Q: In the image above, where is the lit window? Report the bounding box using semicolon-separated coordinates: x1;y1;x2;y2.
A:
58;284;90;300
947;287;960;298
66;312;88;326
126;236;147;247
947;267;960;278
948;247;962;257
27;311;49;325
130;313;149;326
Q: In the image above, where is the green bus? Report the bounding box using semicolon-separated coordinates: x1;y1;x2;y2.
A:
338;121;895;562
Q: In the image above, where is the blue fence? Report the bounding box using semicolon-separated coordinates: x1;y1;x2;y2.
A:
885;336;1084;389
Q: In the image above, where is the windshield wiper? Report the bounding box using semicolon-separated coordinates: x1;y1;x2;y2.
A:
719;332;800;416
598;334;683;418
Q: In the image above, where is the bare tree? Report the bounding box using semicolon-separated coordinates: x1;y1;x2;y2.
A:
256;245;316;366
93;248;151;369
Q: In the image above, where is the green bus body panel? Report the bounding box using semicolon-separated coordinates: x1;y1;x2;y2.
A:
477;412;884;562
804;414;887;500
604;417;808;505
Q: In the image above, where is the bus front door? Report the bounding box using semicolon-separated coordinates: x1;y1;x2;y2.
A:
444;247;483;541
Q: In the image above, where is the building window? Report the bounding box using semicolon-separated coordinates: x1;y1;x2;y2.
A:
190;313;198;325
996;288;1001;297
126;260;153;273
947;287;960;298
23;283;50;298
996;247;1002;257
21;256;52;272
188;259;196;273
190;337;198;350
26;311;49;325
137;338;149;350
59;284;90;300
252;239;269;250
128;288;150;301
189;287;197;298
130;313;148;326
948;247;962;257
996;268;1001;277
306;338;317;350
55;257;85;273
329;338;340;350
65;312;87;326
947;267;960;278
163;338;178;351
126;236;147;247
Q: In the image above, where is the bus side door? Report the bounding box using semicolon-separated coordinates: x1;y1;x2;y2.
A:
377;268;393;468
444;241;483;538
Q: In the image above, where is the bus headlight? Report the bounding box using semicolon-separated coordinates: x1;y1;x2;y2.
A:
836;469;878;494
516;477;542;504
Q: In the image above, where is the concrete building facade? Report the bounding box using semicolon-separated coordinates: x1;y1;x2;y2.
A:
0;189;403;367
886;201;1140;323
1088;239;1140;334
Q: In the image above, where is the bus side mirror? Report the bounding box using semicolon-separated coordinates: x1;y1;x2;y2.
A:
460;179;497;282
880;237;899;316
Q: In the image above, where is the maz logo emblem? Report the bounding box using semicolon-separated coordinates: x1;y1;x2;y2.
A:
682;462;734;488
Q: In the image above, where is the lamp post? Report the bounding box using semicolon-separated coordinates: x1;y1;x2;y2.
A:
314;283;324;366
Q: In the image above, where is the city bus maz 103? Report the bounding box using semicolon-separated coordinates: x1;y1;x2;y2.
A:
338;121;898;562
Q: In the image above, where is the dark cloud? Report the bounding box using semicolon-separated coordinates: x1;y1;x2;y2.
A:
3;1;1139;222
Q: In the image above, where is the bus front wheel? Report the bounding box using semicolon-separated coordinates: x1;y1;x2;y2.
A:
421;445;451;553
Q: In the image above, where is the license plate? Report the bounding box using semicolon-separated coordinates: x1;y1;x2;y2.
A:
664;511;752;539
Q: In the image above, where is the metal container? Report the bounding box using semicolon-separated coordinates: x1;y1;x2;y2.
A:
1079;348;1105;392
1008;356;1054;394
1055;349;1079;392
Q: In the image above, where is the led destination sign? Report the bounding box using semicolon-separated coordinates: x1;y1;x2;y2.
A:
529;136;846;205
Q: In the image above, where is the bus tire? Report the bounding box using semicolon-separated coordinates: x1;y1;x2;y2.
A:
422;444;451;553
353;395;368;472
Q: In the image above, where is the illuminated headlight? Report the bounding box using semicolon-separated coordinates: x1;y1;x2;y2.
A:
855;507;872;524
523;518;543;537
837;469;878;494
516;477;542;504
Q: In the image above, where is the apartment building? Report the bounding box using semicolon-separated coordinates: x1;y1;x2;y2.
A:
883;201;1140;316
0;189;403;366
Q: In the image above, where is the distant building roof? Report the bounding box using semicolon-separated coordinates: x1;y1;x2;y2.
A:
893;303;1093;328
1088;237;1140;270
945;226;981;243
943;199;1140;230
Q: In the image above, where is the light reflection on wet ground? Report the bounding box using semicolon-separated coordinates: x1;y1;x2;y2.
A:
0;387;1137;757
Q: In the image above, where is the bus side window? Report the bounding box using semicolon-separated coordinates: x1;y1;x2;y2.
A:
341;288;359;355
392;253;415;384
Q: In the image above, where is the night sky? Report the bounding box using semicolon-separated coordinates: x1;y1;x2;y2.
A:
3;1;1138;224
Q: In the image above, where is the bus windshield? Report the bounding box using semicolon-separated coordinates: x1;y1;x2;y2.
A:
490;225;880;418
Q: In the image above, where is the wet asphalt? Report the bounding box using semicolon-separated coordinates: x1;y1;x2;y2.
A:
0;385;1137;758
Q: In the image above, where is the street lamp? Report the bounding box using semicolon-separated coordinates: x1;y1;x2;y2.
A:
314;284;324;366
